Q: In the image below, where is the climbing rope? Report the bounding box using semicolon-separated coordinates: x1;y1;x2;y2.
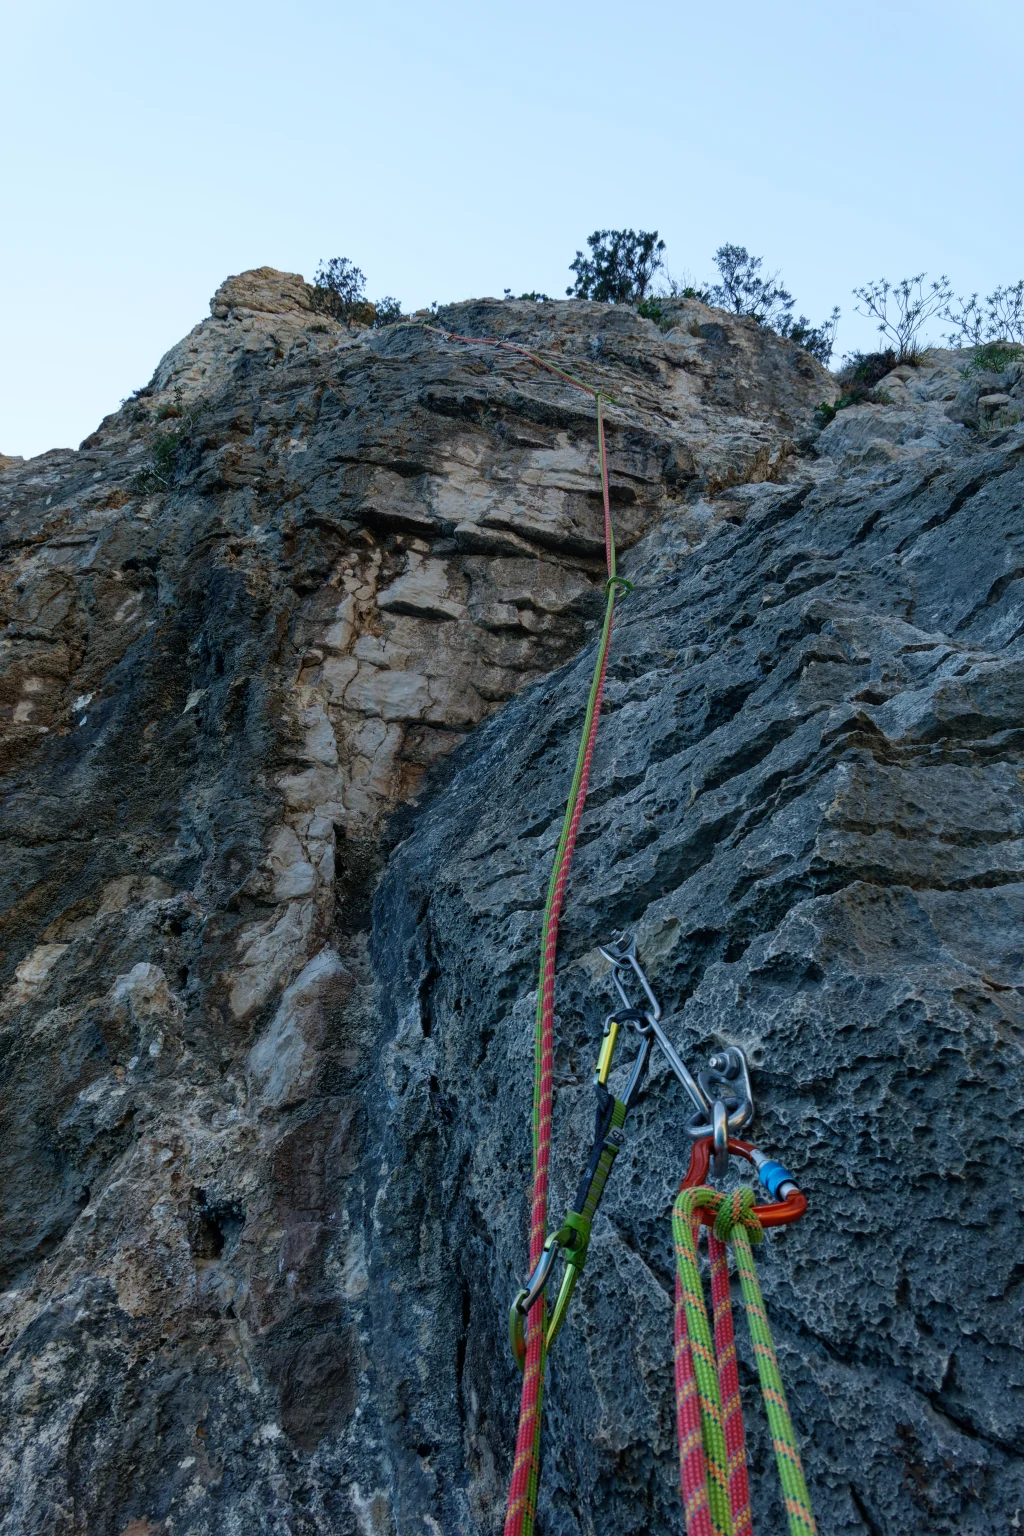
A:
419;324;628;1536
673;1219;753;1536
508;396;624;1536
510;423;622;1536
673;1186;817;1536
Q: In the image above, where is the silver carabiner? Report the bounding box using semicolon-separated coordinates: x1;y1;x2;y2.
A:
599;932;662;1021
712;1100;729;1180
599;933;755;1170
599;933;709;1122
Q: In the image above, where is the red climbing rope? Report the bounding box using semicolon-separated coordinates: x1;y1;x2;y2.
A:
506;412;621;1536
675;1142;815;1536
674;1275;716;1536
674;1223;756;1536
711;1230;755;1536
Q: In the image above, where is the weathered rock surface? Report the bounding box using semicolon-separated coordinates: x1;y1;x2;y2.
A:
1;272;1021;1534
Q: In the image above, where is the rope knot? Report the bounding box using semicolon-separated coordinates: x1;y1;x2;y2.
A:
675;1184;765;1246
606;575;634;596
712;1185;763;1245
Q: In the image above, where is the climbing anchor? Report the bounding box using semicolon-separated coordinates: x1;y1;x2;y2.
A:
599;931;754;1176
509;932;790;1369
507;931;816;1536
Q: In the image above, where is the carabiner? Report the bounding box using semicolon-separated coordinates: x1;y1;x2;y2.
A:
509;1215;590;1370
594;1006;654;1113
680;1137;807;1227
711;1100;729;1180
599;933;663;1021
599;933;711;1121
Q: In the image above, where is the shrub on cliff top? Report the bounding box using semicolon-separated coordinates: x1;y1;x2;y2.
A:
778;308;841;366
964;340;1023;374
567;229;666;303
311;257;369;327
943;281;1024;349
372;296;404;328
852;273;952;363
311;258;404;330
837;349;899;397
814;348;898;429
709;244;794;328
708;244;840;364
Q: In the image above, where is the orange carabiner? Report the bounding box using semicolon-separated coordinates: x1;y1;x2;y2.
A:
680;1137;807;1228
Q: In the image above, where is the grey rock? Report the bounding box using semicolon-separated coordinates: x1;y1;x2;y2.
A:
370;388;1024;1532
946;361;1024;431
1;276;1021;1534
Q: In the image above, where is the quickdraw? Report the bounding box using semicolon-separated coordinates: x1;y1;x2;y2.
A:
508;935;757;1370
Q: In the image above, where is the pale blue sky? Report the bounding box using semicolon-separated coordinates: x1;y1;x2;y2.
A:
4;0;1022;458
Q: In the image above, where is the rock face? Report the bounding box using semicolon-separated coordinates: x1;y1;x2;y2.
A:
1;271;1021;1534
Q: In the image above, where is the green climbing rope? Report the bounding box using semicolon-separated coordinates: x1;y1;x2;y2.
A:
673;1185;818;1536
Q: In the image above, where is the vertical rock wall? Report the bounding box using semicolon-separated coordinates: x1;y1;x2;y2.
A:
2;269;1020;1533
370;356;1024;1535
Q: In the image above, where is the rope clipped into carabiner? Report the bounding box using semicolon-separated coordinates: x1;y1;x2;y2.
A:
673;1187;817;1536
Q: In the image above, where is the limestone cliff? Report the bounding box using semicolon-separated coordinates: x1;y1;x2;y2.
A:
1;269;1021;1534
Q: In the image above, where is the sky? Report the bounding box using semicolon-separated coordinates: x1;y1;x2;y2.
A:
3;0;1023;459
